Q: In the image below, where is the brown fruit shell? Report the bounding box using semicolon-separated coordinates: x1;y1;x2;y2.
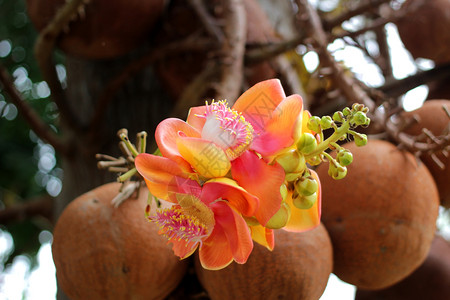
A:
355;235;450;300
52;182;188;300
317;139;439;290
402;99;450;208
195;223;333;300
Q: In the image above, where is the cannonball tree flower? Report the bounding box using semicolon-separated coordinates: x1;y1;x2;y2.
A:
135;161;259;269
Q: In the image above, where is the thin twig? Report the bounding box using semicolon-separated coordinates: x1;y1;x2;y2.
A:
215;0;247;102
34;0;89;130
323;0;392;30
0;64;70;155
188;0;224;42
244;36;304;65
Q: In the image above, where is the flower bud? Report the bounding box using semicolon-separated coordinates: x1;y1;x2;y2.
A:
275;149;306;173
321;116;333;129
354;133;368;147
285;172;302;182
333;111;344;123
343;107;351;116
295;176;318;196
351;111;368;126
292;192;317;209
297;133;317;154
336;150;353;166
307;116;321;133
265;202;291;229
306;155;322;166
244;216;260;226
328;163;347;180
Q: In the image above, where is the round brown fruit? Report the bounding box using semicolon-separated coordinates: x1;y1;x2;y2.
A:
355;235;450;300
396;0;450;64
195;223;333;300
402;100;450;207
52;182;188;300
26;0;165;59
316;139;439;290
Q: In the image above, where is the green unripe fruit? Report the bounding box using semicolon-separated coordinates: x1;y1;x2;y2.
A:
337;150;353;166
297;133;317;154
265;202;291;229
292;192;318;209
275;149;306;174
295;176;319;196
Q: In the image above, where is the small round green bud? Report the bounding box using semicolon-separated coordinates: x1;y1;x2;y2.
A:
328;164;347;180
333;111;344;123
285;172;301;182
343;107;351;116
351;111;368;126
352;103;364;112
297;133;317;154
265;202;291;229
320;116;333;129
337;150;353;166
295;176;318;196
275;149;306;173
354;133;368;147
280;183;288;201
339;133;348;141
292;192;317;209
307;116;322;133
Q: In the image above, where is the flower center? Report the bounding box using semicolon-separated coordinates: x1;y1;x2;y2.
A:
150;194;215;249
200;100;254;160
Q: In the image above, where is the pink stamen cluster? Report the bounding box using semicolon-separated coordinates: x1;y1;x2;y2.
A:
202;100;254;160
150;205;209;247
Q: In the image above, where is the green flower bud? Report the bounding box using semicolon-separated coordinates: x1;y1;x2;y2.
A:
339;133;348;141
275;149;306;173
297;133;317;154
307;116;322;133
351;111;368;126
265;202;291;229
321;116;333;129
292;192;317;209
333;111;344;123
280;183;288;202
328;163;347;180
295;176;318;196
285;172;302;182
354;133;368;147
343;107;351;116
306;155;322;166
337;150;353;166
352;103;364;112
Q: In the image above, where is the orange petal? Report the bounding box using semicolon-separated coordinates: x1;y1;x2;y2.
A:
231;151;285;226
210;201;253;264
135;153;185;200
250;225;275;251
186;105;207;132
232;79;286;132
202;178;259;216
169;237;199;259
251;94;303;157
199;221;234;270
155;118;201;171
176;136;231;178
284;169;322;232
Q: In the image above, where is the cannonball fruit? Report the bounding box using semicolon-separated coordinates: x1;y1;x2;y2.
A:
355;235;450;300
26;0;165;59
52;182;188;300
316;139;439;290
396;0;450;64
402;100;450;207
195;223;333;300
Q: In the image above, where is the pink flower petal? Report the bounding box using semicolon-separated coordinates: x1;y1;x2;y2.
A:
232;79;286;132
231;150;285;226
186;105;207;132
